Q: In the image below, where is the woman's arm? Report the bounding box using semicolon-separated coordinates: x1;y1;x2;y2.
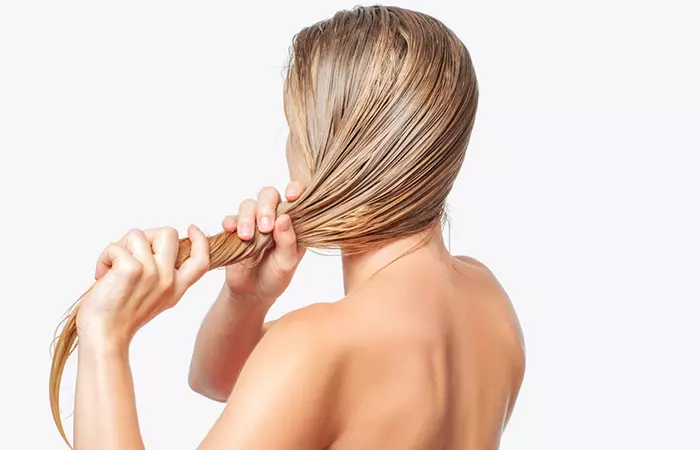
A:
198;304;339;450
74;339;145;450
188;284;279;402
73;225;211;450
74;303;338;450
188;183;306;401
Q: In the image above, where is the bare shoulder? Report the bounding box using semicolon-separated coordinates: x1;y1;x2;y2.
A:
262;301;366;370
454;254;499;278
264;302;344;349
453;254;513;299
272;301;338;327
454;254;526;401
454;254;526;352
454;254;487;266
202;303;346;449
269;297;430;367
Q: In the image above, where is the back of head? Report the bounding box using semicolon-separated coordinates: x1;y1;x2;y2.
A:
284;5;479;254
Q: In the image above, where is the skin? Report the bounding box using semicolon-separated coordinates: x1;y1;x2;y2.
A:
75;137;525;450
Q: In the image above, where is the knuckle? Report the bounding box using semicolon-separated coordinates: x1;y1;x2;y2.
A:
131;261;144;276
142;264;158;282
190;261;210;281
121;260;143;278
159;272;175;291
257;205;274;217
159;226;179;244
275;263;292;275
161;226;178;239
273;260;295;279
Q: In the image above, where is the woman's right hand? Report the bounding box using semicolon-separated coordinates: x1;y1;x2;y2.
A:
221;181;307;309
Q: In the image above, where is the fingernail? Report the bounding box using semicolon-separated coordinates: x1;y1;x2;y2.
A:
259;216;273;231
239;223;253;237
279;216;291;232
286;188;298;197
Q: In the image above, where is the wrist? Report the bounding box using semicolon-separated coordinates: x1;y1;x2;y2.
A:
78;332;130;358
77;319;132;354
221;285;274;313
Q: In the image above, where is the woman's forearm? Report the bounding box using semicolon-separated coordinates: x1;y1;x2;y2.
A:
188;285;271;401
75;338;145;450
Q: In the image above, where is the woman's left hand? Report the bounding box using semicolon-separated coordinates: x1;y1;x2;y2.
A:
77;225;210;346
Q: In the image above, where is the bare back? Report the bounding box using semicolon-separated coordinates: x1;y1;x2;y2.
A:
326;255;525;450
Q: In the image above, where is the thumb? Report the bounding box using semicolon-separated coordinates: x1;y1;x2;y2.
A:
272;214;303;272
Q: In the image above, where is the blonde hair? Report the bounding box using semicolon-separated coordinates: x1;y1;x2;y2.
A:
50;5;478;446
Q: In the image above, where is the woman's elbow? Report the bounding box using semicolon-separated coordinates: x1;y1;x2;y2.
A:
188;371;230;403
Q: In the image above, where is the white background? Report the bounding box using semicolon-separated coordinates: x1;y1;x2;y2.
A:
1;1;698;449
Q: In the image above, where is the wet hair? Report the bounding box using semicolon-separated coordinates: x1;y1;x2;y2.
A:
50;5;478;446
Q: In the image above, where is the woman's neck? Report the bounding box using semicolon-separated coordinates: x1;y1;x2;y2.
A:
340;222;451;295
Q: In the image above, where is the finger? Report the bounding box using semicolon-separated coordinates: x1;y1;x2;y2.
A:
285;181;307;202
123;229;157;277
97;242;142;283
93;228;169;280
272;214;303;272
144;227;179;273
175;224;210;293
222;215;238;233
256;186;281;233
95;251;111;280
237;199;257;240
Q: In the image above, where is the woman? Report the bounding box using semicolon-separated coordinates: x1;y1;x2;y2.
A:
51;5;525;449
